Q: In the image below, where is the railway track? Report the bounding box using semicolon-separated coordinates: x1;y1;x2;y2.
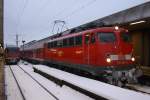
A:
8;65;26;100
8;65;59;100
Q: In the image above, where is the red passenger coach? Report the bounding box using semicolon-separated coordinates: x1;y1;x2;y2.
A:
21;40;45;63
21;26;139;85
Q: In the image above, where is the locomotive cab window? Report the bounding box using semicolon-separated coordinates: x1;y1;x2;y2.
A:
91;33;95;44
85;34;90;44
97;32;116;43
121;32;132;42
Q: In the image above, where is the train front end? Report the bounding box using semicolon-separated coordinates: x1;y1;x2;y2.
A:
96;27;141;86
5;47;20;64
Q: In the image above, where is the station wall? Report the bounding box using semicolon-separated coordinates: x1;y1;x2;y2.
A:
132;30;150;67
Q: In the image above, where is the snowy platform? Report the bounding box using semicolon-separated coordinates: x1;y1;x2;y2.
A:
34;64;150;100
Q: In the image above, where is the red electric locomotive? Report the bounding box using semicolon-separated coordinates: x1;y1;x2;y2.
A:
5;46;20;64
21;26;139;85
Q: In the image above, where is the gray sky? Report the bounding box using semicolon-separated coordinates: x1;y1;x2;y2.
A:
4;0;148;46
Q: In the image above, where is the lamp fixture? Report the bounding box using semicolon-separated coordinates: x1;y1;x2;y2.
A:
130;20;145;25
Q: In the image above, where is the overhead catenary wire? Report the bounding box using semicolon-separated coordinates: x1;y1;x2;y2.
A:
61;0;97;20
15;0;29;46
15;0;97;41
47;0;81;34
16;0;29;34
49;0;78;21
49;0;97;34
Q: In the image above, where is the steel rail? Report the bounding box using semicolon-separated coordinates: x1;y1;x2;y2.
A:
9;65;26;100
17;65;59;100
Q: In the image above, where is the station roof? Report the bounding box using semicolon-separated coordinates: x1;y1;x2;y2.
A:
70;2;150;32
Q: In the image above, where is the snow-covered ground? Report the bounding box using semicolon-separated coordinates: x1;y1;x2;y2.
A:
126;84;150;94
5;62;93;100
5;61;150;100
33;64;150;100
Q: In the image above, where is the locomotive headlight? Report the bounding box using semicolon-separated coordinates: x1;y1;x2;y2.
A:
131;57;135;62
106;58;111;63
115;26;119;30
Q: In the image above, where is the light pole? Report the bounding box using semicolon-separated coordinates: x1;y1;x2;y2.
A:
16;34;19;47
22;40;25;58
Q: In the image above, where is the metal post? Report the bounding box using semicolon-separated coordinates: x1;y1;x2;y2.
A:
22;40;25;58
16;34;19;47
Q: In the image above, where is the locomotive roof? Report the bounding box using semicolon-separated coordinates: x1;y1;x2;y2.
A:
47;26;127;42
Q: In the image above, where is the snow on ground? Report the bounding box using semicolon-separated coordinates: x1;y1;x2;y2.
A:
33;64;150;100
5;65;56;100
5;66;24;100
18;62;93;100
5;60;150;100
127;84;150;94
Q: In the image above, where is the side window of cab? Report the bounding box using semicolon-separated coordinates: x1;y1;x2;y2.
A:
90;33;96;44
85;33;90;44
85;33;96;44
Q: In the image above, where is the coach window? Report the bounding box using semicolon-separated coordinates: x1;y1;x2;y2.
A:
85;34;90;44
75;35;82;46
57;40;63;47
54;41;57;48
69;37;74;46
48;42;51;48
50;42;54;48
63;39;68;47
51;42;54;48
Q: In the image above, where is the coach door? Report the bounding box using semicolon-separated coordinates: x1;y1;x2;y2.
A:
84;33;96;65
